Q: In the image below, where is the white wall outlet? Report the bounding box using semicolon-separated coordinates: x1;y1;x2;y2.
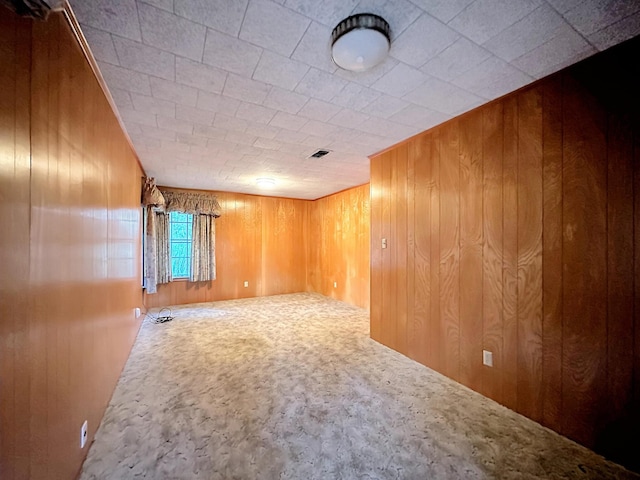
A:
80;420;88;448
244;281;249;287
381;238;387;249
483;350;493;367
134;307;141;318
333;281;337;288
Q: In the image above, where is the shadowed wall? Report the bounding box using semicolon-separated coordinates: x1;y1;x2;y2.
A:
370;36;640;468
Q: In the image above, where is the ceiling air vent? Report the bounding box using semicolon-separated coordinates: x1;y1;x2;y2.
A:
309;150;331;159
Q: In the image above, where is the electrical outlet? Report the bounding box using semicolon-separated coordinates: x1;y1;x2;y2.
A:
80;420;88;448
134;307;141;318
244;281;249;287
333;281;337;288
483;350;493;367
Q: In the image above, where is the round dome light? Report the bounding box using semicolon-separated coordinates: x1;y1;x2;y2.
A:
331;14;391;72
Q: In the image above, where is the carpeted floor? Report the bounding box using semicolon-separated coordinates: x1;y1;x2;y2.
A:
80;293;638;479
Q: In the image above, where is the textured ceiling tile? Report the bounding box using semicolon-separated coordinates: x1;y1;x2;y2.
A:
421;37;491;81
119;107;157;127
80;25;119;64
149;76;198;106
297;99;342;122
301;134;331;148
291;22;337;73
448;0;542;44
588;10;640;50
404;77;485;114
112;36;175;80
140;0;174;13
361;94;409;118
202;29;262;77
176;133;208;146
174;0;248;36
284;0;359;26
70;0;141;41
351;0;422;37
331;83;381;111
328;109;370;128
222;74;271;105
269;111;309;130
565;0;640;36
390;14;459;67
245;122;281;139
235;102;278;125
160;139;191;152
295;68;348;101
299;120;337;137
176;105;215;125
356;117;416;139
512;29;596;78
213;114;250;133
240;0;310;56
225;131;258;146
544;0;582;13
193;124;227;140
482;4;568;62
451;56;532;98
109;88;133;109
196;91;240;115
252;51;310;91
175;57;227;94
131;93;176;116
274;129;309;144
138;3;206;61
138;124;178;140
98;62;152;95
408;0;475;23
262;87;309;114
389;104;450;129
371;63;429;97
254;137;283;150
156;115;194;134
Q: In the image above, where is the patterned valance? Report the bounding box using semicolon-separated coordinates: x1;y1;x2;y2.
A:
142;177;166;208
160;189;222;217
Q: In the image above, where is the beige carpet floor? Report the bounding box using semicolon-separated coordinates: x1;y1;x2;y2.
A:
80;293;638;479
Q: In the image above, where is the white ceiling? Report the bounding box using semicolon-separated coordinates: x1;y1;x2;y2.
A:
69;0;640;200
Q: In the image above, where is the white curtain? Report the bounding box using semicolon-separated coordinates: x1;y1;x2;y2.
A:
190;214;216;282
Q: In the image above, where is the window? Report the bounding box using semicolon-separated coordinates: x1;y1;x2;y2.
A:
169;211;193;279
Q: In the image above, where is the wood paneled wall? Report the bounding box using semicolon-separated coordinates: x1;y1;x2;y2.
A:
370;36;640;462
306;185;370;309
0;9;144;480
145;185;371;310
144;191;308;308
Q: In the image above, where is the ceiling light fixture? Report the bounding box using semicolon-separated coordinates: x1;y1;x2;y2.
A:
256;177;276;188
331;13;391;72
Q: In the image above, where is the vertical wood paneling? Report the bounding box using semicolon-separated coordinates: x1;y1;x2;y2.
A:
439;121;461;382
541;76;563;429
481;102;504;403
410;135;431;365
369;36;640;458
502;96;519;411
1;8;144;479
516;87;544;422
459;112;484;392
562;74;608;446
370;159;383;340
0;9;32;480
396;144;409;354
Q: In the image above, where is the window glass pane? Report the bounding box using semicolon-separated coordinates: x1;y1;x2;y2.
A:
169;211;193;278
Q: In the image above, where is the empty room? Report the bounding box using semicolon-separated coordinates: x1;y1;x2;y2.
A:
2;0;640;478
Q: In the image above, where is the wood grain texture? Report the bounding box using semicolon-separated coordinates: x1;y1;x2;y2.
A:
459;111;484;392
561;73;608;446
541;76;563;429
1;9;144;479
481;102;504;403
370;159;383;341
516;86;544;422
369;35;640;456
